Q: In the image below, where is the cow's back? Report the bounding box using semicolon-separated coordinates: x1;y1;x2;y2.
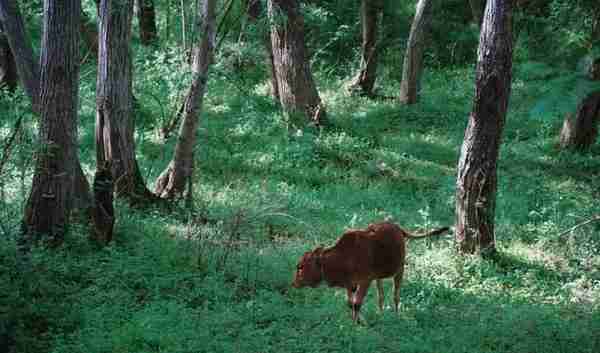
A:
331;222;406;281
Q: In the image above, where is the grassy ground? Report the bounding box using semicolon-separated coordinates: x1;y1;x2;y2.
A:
1;56;600;353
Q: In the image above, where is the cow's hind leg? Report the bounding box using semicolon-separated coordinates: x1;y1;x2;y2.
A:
393;267;405;313
346;286;355;311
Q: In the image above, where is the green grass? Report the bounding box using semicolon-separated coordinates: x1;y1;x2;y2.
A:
1;53;600;353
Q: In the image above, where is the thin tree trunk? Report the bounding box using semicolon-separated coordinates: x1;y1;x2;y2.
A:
80;8;99;58
155;0;216;198
399;0;435;105
455;0;513;255
348;0;382;96
165;0;171;44
268;0;326;125
0;115;22;178
0;0;40;111
0;22;17;91
22;0;82;244
97;0;155;205
559;91;600;151
138;0;158;45
181;0;187;51
469;0;485;26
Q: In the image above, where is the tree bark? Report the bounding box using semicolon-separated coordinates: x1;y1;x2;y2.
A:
22;0;82;244
399;0;435;105
72;161;92;215
137;0;158;45
455;0;513;255
96;0;155;205
268;0;326;125
559;91;600;151
348;0;382;96
0;0;40;111
155;0;216;198
0;22;17;91
91;161;114;245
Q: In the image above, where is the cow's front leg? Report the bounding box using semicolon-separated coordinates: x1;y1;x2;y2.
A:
351;280;371;323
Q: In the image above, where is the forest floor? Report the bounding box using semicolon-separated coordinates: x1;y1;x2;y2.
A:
1;60;600;353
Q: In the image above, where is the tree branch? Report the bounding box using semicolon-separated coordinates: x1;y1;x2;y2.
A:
557;215;600;239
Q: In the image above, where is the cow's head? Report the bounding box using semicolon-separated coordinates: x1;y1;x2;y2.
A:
292;247;324;288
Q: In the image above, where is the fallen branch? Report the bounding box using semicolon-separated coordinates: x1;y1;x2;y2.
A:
557;214;600;239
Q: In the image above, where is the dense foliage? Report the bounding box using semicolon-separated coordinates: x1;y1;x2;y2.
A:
1;0;599;352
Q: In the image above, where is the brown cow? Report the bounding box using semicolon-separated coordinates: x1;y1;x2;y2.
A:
292;222;450;322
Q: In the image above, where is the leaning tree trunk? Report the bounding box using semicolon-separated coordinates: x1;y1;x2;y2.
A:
455;0;513;255
0;0;40;111
399;0;435;105
559;91;600;151
97;0;155;205
22;0;81;244
0;22;17;91
268;0;326;125
137;0;158;45
348;0;383;96
155;0;216;198
247;0;279;101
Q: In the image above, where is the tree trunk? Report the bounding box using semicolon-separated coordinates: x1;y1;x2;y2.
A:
559;91;600;151
266;38;279;102
72;161;92;215
91;161;114;245
0;0;40;111
455;0;513;255
348;0;382;96
1;0;92;216
0;22;17;91
268;0;326;125
399;0;435;105
138;0;158;45
587;57;600;81
155;0;216;198
80;8;99;58
22;0;81;244
247;0;279;101
469;0;485;26
96;0;155;205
